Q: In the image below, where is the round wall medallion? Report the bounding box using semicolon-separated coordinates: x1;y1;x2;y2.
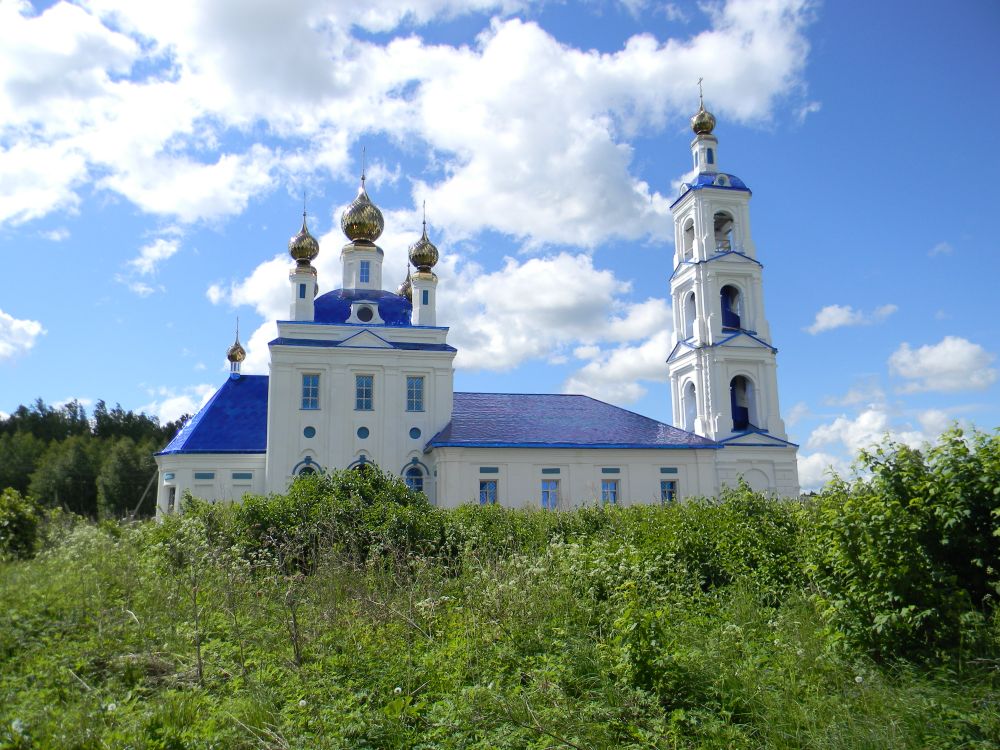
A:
303;426;316;438
409;427;421;439
357;426;370;439
357;305;374;323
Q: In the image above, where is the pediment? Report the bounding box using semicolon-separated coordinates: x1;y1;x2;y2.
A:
337;330;393;349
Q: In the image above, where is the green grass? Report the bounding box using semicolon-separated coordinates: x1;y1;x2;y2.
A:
1;483;998;748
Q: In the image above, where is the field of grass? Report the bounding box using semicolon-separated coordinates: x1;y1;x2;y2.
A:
1;431;998;748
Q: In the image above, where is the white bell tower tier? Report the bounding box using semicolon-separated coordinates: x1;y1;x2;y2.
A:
666;93;798;496
288;213;319;322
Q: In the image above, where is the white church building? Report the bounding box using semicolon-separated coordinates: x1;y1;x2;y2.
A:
155;102;799;513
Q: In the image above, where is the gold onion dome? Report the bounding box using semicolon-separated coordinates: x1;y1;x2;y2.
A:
408;222;439;271
691;101;716;135
227;337;246;364
340;178;384;242
288;212;319;266
397;273;412;301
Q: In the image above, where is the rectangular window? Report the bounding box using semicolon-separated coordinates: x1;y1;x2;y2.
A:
601;479;619;505
360;260;370;284
422;289;429;305
479;467;499;474
541;468;560;475
194;471;215;480
355;374;374;410
232;472;253;480
301;373;320;410
163;472;175;481
479;480;498;505
298;283;306;299
601;467;620;474
541;479;559;510
660;467;678;474
406;376;425;412
660;480;678;504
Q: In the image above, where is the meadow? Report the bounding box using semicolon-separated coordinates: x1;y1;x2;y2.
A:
1;428;998;749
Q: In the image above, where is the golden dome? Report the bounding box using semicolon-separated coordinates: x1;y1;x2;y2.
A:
227;338;246;363
341;179;384;242
288;212;319;266
408;222;439;271
691;101;716;136
396;272;412;301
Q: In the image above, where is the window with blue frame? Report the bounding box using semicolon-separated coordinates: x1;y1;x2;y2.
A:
360;260;370;284
601;479;619;505
660;480;678;504
301;374;319;409
541;479;559;510
422;289;429;305
405;466;424;493
707;147;714;165
479;479;497;505
406;376;424;412
298;283;306;299
355;374;373;410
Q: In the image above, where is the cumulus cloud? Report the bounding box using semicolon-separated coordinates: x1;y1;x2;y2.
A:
563;330;672;404
140;384;216;424
0;308;46;361
796;451;848;492
128;237;181;275
805;303;897;334
1;0;817;243
928;241;953;257
806;406;923;456
888;336;997;393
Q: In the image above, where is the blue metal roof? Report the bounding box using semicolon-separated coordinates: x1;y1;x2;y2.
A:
157;375;269;455
270;336;456;353
670;171;750;209
427;392;719;450
314;288;412;326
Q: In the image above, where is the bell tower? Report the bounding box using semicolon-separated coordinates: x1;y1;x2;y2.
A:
667;93;788;444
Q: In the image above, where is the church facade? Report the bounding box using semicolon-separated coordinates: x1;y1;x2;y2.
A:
154;103;799;513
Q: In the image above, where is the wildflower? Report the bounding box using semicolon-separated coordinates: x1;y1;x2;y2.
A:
393;686;402;695
298;699;307;708
855;675;863;684
796;648;805;657
106;703;117;712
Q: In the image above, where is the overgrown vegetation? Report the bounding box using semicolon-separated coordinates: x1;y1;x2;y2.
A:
1;428;998;748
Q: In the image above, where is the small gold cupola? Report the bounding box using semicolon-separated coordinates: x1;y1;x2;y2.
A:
288;211;320;266
690;77;716;135
397;266;413;301
408;203;439;273
340;174;384;243
227;320;246;377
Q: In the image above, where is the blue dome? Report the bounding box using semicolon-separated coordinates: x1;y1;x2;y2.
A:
314;289;413;326
690;171;748;190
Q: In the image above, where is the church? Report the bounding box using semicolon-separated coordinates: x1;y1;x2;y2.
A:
154;101;800;513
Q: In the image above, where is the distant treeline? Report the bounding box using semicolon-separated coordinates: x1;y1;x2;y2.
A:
0;399;186;518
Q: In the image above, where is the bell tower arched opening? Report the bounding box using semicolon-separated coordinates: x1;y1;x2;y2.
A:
720;285;742;330
713;211;735;252
683;291;696;339
729;375;757;432
682;219;695;260
683;381;698;433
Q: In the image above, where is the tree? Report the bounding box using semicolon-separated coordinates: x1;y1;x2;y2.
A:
96;437;158;519
0;431;46;494
0;488;40;559
93;400;174;445
0;398;89;442
28;435;102;517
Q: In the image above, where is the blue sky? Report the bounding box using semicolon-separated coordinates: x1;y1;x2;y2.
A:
1;0;998;489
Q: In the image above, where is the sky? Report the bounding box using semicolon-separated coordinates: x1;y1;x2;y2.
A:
1;0;998;490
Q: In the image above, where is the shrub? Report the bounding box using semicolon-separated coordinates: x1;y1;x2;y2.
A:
808;427;1000;659
0;488;40;560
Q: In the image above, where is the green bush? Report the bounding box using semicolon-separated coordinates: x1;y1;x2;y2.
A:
0;488;40;560
808;427;1000;658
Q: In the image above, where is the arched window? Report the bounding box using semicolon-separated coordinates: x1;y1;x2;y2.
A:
683;381;698;433
682;220;695;260
707;147;714;165
684;292;696;339
405;466;424;493
713;211;735;252
729;376;758;432
720;285;742;330
298;466;316;476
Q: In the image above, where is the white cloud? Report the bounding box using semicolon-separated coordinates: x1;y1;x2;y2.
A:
128;237;181;275
806;406;923;456
41;228;70;241
785;401;810;427
140;384;215;424
824;377;886;407
0;0;816;243
928;241;953;257
0;308;46;361
805;303;897;334
562;330;671;404
796;451;848;492
796;100;821;122
888;336;997;393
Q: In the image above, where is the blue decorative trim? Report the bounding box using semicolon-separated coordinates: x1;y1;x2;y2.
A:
479;467;499;474
541;468;560;475
163;472;175;481
409;427;421;439
270;336;456;353
669;250;763;282
660;467;678;474
601;467;620;474
357;426;370;439
303;426;316;438
428;441;721;450
232;472;253;480
400;457;431;476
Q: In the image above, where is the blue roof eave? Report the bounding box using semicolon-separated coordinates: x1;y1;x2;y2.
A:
425;441;722;451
